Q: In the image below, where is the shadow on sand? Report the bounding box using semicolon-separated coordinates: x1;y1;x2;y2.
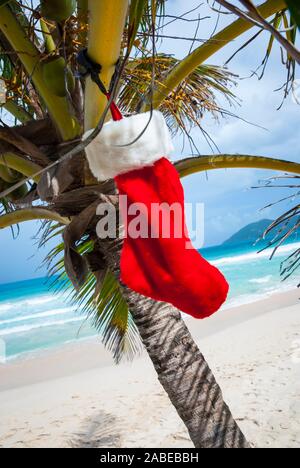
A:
69;411;122;448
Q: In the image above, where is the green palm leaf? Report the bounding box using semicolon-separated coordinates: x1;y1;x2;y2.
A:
42;224;142;363
285;0;300;29
0;1;11;7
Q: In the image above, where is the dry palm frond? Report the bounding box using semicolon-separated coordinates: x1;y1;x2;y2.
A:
126;0;166;53
218;3;299;105
120;54;237;135
255;175;300;284
276;10;298;108
0;36;37;114
213;1;300;64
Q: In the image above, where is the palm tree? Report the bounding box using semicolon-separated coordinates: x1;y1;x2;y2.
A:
0;0;299;448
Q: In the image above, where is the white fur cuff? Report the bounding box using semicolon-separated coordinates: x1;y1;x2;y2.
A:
84;110;174;181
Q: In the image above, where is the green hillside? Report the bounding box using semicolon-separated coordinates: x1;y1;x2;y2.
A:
223;219;274;246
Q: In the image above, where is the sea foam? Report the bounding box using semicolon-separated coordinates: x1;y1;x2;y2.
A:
0;317;83;337
0;307;75;327
249;275;273;284
212;242;300;267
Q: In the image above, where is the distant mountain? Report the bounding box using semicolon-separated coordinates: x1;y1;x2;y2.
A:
222;219;274;247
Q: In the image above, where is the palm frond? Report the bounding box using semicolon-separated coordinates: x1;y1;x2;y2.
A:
0;23;37;116
285;0;300;29
127;0;166;51
120;54;237;135
0;188;20;237
78;270;142;363
256;175;300;283
223;6;298;104
41;224;142;363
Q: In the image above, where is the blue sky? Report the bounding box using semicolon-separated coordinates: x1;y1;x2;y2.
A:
0;0;299;284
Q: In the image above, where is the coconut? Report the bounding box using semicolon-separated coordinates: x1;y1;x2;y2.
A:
41;0;76;22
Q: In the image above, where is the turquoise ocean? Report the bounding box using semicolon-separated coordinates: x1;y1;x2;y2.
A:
0;241;299;362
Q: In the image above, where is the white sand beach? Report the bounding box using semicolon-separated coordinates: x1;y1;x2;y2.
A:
0;289;299;448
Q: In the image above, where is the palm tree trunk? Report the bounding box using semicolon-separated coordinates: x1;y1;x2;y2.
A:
102;237;250;449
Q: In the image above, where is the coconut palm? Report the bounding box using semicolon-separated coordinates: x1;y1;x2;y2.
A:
0;0;299;448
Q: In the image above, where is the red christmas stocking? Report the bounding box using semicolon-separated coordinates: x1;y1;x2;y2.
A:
85;111;229;319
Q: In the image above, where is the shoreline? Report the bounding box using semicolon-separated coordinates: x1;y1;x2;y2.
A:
5;283;297;362
0;288;299;448
0;287;299;392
